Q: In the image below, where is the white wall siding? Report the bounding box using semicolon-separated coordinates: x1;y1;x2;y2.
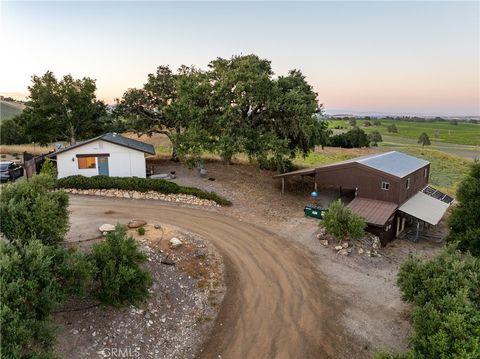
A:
56;139;147;179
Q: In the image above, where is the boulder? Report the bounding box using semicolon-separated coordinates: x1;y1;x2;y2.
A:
128;219;147;229
358;248;365;255
319;239;329;246
99;224;115;233
342;242;349;249
169;237;182;248
334;245;343;251
338;249;349;256
154;224;162;229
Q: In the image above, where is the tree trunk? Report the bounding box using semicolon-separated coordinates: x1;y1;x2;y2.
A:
170;146;179;162
69;125;76;145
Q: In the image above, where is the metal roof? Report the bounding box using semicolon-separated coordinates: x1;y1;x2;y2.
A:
347;197;398;226
272;167;316;178
53;133;155;156
398;191;450;225
275;151;430;180
356;151;429;178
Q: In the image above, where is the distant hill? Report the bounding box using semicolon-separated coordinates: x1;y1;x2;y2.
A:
0;100;25;121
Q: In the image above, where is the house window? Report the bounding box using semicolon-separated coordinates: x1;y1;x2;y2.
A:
78;157;96;169
381;181;390;190
424;168;428;178
406;178;411;189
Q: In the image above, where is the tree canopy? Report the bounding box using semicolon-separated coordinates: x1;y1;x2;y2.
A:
417;132;431;148
11;71;108;145
447;161;480;256
117;54;329;169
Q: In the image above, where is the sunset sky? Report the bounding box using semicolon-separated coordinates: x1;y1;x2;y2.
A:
1;1;479;116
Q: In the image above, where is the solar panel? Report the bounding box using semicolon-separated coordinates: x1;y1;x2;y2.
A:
421;185;454;204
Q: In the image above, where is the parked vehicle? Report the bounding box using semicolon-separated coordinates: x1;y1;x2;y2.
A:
0;161;24;182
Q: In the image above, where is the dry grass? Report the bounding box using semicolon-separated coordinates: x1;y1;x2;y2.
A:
0;144;54;156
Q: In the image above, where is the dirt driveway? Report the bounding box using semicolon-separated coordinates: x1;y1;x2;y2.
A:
69;195;363;359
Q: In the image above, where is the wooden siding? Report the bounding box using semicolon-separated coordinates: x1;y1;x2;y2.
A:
315;163;430;205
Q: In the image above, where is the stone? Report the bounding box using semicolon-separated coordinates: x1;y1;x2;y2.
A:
132;191;143;200
194;249;207;258
154;224;161;229
358;248;365;255
319;239;329;246
342;242;349;248
169;237;182;248
161;255;175;266
128;219;147;229
99;224;115;232
338;249;349;256
334;245;343;251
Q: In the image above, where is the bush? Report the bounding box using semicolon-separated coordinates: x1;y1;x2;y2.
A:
368;131;383;146
256;156;296;173
91;225;152;306
447;161;480;256
395;248;480;358
328;127;370;148
0;174;69;246
137;227;145;236
387;124;398;133
323;200;366;240
0;241;64;358
40;158;57;178
57;175;232;206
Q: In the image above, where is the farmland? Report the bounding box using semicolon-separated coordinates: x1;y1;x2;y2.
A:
328;118;480;146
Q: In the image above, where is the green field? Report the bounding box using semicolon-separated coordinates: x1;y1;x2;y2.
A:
0;100;24;121
328;119;480;146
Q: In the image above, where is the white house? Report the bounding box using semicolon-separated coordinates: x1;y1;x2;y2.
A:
53;133;155;179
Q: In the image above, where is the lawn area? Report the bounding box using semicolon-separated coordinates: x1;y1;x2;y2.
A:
328;119;480;146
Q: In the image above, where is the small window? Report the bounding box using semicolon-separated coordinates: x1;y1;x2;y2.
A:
381;181;390;190
424;168;428;178
406;178;411;189
78;157;96;169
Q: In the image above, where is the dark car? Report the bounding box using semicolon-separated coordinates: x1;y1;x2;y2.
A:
0;161;24;182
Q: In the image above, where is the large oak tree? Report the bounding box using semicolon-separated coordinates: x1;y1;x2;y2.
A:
21;71;107;145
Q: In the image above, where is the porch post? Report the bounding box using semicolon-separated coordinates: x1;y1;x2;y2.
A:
415;221;420;241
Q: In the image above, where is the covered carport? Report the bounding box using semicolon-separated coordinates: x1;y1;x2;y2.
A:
273;167;317;194
398;190;452;240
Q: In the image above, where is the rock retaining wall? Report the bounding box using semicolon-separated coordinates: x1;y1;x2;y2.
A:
62;188;219;207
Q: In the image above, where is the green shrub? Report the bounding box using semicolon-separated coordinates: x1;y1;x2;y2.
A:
323;199;366;240
57;175;232;206
0;240;64;358
137;227;145;236
0;174;69;246
256;156;297;173
447;161;480;256
395;248;480;358
91;224;152;306
40;158;57;179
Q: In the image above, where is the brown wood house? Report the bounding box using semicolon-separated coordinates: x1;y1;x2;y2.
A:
275;151;453;244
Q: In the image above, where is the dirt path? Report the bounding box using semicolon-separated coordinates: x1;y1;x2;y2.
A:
69;195;362;359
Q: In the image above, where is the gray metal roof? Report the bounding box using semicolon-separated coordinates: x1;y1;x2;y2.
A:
355;151;429;178
101;133;155;155
53;133;155;156
398;191;450;225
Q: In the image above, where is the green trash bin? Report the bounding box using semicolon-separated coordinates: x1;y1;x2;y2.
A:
304;205;327;219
